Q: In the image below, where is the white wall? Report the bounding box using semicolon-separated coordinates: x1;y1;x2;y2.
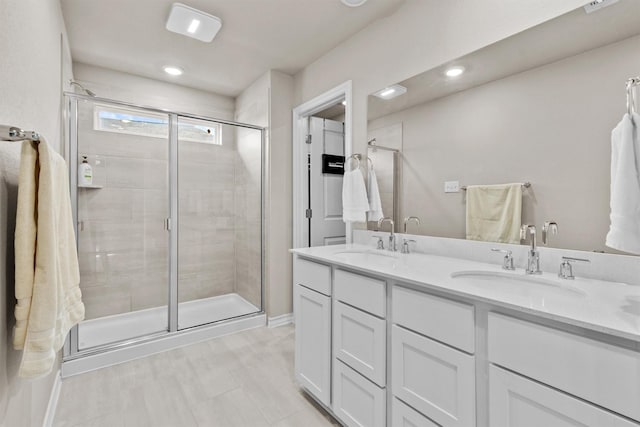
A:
73;63;235;120
0;0;72;425
369;34;640;253
235;70;295;319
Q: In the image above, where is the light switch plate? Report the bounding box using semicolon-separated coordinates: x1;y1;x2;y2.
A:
444;180;460;193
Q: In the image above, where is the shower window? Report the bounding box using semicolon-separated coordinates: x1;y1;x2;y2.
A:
94;104;222;145
94;104;169;138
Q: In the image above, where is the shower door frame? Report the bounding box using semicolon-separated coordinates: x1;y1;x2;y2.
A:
63;93;266;361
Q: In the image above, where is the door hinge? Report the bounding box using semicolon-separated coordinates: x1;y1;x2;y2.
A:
305;209;312;219
305;134;312;144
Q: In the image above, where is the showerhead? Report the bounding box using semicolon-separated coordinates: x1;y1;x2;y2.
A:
69;80;96;97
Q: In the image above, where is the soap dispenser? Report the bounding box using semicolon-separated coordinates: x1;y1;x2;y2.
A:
78;156;93;186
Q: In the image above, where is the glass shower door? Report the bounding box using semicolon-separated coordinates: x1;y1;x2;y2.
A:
176;117;262;329
74;98;170;349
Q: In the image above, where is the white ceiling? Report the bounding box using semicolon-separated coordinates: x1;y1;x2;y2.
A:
60;0;405;97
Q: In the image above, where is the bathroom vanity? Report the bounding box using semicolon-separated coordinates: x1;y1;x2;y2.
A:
291;238;640;427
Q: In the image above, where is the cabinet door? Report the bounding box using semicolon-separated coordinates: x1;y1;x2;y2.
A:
393;398;440;427
294;284;331;406
333;359;386;427
490;365;639;427
392;325;475;427
334;301;386;387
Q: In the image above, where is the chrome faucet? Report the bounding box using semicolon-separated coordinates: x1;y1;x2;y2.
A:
378;217;396;251
403;216;421;233
520;224;542;275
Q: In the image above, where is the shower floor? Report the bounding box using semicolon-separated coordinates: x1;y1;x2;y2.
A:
78;293;259;350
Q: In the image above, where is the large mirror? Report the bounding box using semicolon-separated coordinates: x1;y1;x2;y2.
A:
367;0;640;253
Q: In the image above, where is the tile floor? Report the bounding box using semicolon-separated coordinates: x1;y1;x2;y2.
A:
53;325;339;427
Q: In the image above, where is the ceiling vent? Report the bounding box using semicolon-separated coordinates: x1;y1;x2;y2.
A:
583;0;619;14
166;3;222;43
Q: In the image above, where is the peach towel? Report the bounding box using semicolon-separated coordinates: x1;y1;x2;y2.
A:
13;138;84;378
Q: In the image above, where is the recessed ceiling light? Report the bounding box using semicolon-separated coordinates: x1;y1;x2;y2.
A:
163;66;184;76
373;84;407;100
445;66;465;78
340;0;368;6
166;3;222;43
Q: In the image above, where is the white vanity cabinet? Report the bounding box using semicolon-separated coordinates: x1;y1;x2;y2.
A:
488;312;640;425
292;250;640;427
489;365;638;427
293;258;332;407
332;269;387;427
391;285;476;427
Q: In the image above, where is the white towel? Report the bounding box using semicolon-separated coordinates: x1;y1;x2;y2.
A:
367;167;384;222
342;169;369;223
606;113;640;254
14;138;85;379
466;183;522;244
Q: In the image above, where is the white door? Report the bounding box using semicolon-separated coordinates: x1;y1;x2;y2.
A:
294;284;332;407
489;365;639;427
309;117;346;246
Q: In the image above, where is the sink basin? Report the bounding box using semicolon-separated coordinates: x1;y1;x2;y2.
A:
333;249;400;265
451;270;586;298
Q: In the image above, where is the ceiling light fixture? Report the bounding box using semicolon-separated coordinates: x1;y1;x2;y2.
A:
187;19;201;34
340;0;368;6
445;66;465;78
166;3;222;43
373;84;407;100
341;100;347;106
163;65;184;76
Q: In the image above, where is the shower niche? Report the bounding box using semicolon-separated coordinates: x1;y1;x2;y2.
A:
65;94;264;355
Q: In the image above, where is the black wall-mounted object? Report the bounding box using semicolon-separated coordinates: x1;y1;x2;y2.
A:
322;154;345;175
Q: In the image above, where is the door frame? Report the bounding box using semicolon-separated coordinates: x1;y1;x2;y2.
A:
292;81;353;249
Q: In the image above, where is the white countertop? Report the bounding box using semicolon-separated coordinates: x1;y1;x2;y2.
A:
291;244;640;343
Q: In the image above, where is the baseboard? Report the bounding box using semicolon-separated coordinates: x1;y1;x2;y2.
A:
267;313;293;328
43;370;62;427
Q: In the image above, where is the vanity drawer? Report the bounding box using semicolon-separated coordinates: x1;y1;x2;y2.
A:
488;313;640;422
332;359;386;427
392;285;475;353
490;365;639;427
334;301;386;387
393;398;440;427
334;269;386;317
294;257;331;296
392;325;476;427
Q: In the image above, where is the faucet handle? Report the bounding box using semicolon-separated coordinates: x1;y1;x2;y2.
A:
491;248;515;270
401;239;417;254
371;235;385;250
558;256;590;280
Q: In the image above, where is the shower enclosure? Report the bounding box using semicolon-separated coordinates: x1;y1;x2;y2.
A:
63;94;264;357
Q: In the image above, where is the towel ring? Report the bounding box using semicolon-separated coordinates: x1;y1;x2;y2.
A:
627;78;639;115
344;154;374;172
345;155;360;172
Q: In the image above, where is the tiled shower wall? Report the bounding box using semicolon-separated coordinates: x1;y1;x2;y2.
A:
77;103;262;320
177;123;237;304
77;103;170;319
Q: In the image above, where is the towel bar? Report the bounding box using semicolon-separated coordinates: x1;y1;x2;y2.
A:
461;182;531;191
0;125;40;142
